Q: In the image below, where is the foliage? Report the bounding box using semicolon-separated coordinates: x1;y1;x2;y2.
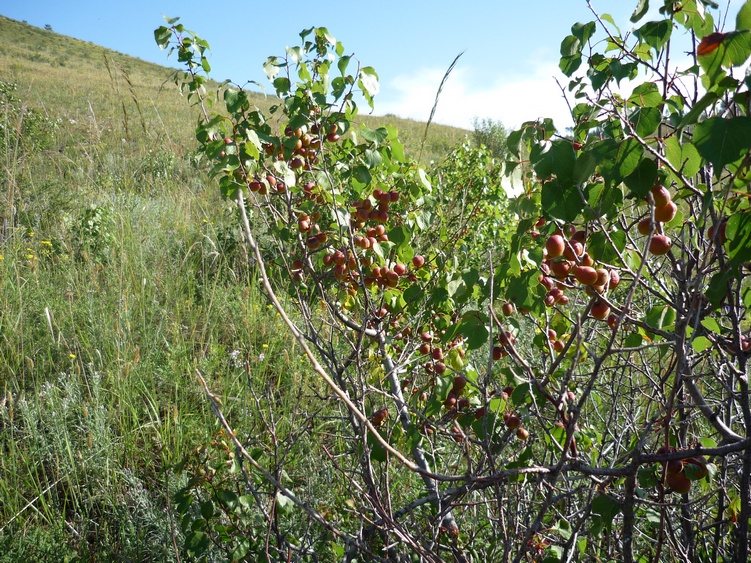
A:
471;117;507;158
156;1;751;561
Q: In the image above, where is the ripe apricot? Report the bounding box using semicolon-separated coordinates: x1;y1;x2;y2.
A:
546;234;566;258
648;234;673;256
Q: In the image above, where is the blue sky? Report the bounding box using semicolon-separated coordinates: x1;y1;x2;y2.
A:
1;1;745;130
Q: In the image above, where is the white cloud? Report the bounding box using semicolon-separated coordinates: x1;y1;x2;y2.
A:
374;63;576;132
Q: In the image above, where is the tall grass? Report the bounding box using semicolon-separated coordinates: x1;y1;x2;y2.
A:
0;15;475;559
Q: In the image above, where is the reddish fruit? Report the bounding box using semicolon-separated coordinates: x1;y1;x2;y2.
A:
432;348;444;361
609;270;620;288
371;408;389;426
547;329;557;341
502;301;515;316
418;343;431;355
384;270;399;286
552;339;565;353
443;394;457;409
453;375;467;391
571;230;587;244
708;221;727;244
516;427;530;440
326;132;340;142
637;217;656;236
595;268;610;288
505;415;521;429
649;235;673;256
666;470;691;494
539;276;556;291
591;300;611;320
492;346;504;361
393;263;407;276
546;234;566;258
650;184;671;207
573;265;598;286
550;260;571;279
580;253;594;267
654;201;677;223
607;314;618;329
451;425;464;443
434;361;447;375
412;255;425;268
563;240;584;261
666;459;683;475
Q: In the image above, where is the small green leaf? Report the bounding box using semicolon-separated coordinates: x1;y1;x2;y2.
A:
630;106;662;137
588;230;626;264
635;20;672;51
154;26;172;50
628;82;663;108
692;335;712;352
700;317;722;334
664;137;701;178
631;0;649;23
644;304;676;331
542;179;584;223
726;212;751;266
624;157;658;198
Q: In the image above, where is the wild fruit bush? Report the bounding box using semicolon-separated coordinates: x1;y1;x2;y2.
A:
157;1;751;560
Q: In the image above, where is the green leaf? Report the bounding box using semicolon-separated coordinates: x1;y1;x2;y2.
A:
531;140;576;183
628;82;663;108
664;137;701;178
699;30;751;85
635;20;673;51
593;137;643;185
541;179;584;223
691;335;712;352
588;230;627;264
644;304;676;331
631;0;649;23
726;212;751;266
591;494;621;533
676;91;719;130
276;491;296;515
217;489;239;510
506;270;543;313
358;67;379;110
624;157;658;198
701;317;722;334
630;106;662;137
706;270;732;308
694;116;751;170
154;26;172;50
738;0;751;31
457;314;490;350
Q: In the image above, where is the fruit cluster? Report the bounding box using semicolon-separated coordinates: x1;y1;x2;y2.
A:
635;184;677;256
538;226;621;321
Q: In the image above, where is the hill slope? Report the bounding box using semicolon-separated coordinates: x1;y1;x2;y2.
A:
0;15;470;162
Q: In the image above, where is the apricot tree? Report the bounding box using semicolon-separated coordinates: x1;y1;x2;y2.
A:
156;1;751;560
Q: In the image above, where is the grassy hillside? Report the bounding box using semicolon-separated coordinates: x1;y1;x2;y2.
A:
0;15;474;561
0;16;469;162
